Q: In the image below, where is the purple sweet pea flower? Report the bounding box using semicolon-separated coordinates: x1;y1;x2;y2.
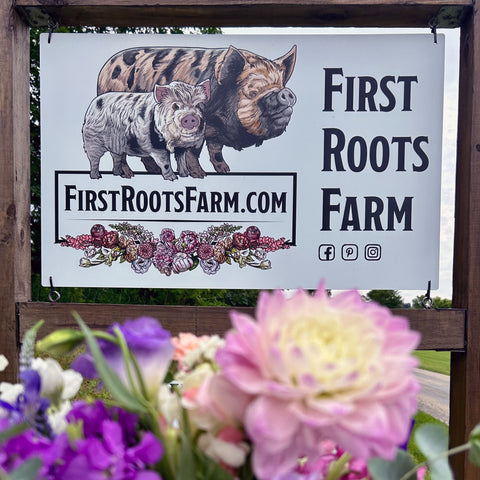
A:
54;400;163;480
73;317;174;401
0;417;58;477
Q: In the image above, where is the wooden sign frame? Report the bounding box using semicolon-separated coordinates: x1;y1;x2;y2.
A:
0;0;478;477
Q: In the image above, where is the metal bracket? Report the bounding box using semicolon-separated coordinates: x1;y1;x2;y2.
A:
47;18;59;43
48;276;61;302
421;280;433;309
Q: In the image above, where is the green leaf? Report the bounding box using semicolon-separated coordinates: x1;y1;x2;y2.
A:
0;423;29;445
368;449;416;480
176;431;197;480
176;407;197;480
8;457;42;480
469;423;480;466
200;455;234;480
36;328;85;355
189;256;199;270
414;424;453;480
74;312;148;414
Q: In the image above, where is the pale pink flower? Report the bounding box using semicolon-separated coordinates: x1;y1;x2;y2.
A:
216;284;421;480
172;333;210;366
417;466;427;479
197;426;250;470
187;373;251;432
184;372;252;471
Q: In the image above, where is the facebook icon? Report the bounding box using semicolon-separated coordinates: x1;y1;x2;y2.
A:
319;244;335;261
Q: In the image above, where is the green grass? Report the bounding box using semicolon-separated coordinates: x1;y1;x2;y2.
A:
409;352;451;478
414;350;450;376
408;411;449;480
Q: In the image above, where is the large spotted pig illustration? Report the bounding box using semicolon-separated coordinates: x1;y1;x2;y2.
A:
97;45;297;178
83;80;210;180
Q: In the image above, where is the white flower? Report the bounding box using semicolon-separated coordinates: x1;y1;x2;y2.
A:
49;400;74;434
84;245;97;258
197;432;250;468
0;355;8;372
176;362;215;394
31;357;83;408
182;335;225;370
0;382;24;409
252;248;267;261
157;384;182;428
200;335;225;362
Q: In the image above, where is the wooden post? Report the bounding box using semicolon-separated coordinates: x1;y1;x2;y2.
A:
450;5;480;478
0;2;30;383
4;2;480;477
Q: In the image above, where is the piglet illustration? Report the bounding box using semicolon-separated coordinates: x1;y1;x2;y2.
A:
82;79;210;180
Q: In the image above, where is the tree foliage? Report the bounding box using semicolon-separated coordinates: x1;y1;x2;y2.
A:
411;295;452;309
29;25;261;307
365;290;404;309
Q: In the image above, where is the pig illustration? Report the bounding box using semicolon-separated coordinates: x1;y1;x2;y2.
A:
82;79;210;180
97;45;297;178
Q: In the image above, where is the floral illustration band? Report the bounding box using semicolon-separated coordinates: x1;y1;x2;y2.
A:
60;222;291;276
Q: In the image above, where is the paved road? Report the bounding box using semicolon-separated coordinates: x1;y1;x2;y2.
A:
415;368;450;424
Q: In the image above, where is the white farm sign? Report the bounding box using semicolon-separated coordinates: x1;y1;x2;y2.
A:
40;33;445;290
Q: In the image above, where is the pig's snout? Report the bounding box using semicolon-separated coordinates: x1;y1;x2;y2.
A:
263;88;297;112
181;114;200;130
277;88;296;107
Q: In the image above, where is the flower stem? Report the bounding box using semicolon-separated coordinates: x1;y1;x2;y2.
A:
399;442;471;480
112;326;149;401
325;452;352;480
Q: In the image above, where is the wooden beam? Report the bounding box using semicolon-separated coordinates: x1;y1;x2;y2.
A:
450;3;480;478
15;0;471;28
18;302;247;338
0;3;30;383
18;302;466;351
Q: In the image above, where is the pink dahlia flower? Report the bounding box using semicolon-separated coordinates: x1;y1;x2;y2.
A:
216;285;421;480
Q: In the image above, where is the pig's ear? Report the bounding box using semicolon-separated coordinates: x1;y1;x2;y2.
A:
198;79;211;102
154;84;170;104
216;46;245;85
274;45;297;85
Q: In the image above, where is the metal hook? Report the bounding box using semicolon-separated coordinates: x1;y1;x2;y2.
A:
47;19;58;44
421;280;433;309
428;18;439;44
49;276;61;302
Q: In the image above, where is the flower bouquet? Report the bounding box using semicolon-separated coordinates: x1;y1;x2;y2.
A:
1;285;480;479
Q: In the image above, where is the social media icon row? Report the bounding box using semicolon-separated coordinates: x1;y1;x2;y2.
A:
318;244;381;261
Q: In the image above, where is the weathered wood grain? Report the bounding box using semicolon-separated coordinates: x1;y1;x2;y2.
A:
18;302;248;338
450;4;480;477
18;302;466;351
2;2;480;477
15;0;471;28
0;3;30;383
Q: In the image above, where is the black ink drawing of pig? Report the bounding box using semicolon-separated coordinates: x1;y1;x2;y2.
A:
82;79;210;180
96;45;297;178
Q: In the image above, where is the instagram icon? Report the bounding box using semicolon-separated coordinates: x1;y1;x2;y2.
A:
365;244;381;261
